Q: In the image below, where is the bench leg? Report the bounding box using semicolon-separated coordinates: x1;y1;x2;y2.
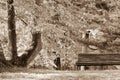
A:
81;66;85;71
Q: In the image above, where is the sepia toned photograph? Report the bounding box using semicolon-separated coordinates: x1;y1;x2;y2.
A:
0;0;120;80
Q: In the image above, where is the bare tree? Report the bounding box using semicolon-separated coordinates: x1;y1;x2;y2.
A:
7;0;42;67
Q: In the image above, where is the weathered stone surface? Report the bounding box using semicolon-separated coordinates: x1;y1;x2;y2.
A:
0;0;120;69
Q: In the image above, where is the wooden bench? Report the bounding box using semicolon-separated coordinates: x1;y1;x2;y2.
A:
76;54;120;70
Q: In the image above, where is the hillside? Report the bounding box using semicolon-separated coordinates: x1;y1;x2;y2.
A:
0;0;120;69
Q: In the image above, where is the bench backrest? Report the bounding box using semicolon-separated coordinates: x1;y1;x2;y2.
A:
76;54;120;66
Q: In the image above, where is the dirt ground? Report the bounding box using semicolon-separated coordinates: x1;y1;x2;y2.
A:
1;69;120;80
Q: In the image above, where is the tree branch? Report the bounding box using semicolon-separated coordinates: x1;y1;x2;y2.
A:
18;31;42;67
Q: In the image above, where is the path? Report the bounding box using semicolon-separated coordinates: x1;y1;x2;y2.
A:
1;69;120;80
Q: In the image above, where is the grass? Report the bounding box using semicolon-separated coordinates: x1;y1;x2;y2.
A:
1;68;120;80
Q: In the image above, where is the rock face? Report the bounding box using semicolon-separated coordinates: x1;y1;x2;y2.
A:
0;44;13;68
0;0;120;69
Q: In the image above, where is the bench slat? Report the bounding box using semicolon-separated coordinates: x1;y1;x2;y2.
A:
76;54;120;66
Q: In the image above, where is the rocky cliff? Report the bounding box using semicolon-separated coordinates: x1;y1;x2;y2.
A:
0;0;120;69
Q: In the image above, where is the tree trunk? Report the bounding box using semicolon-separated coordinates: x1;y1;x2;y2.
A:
7;0;18;65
